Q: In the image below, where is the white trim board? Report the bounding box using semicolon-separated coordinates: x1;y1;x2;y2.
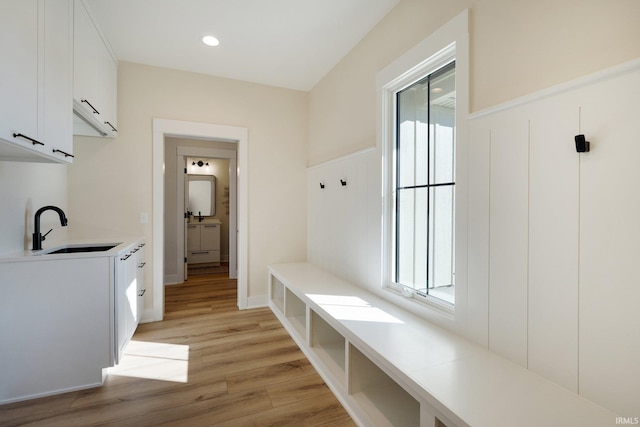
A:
469;57;640;120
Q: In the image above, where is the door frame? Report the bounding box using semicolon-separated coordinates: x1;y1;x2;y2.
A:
152;119;249;321
177;146;238;282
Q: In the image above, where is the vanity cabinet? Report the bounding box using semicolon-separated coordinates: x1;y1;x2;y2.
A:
73;0;118;137
0;0;74;163
187;222;221;265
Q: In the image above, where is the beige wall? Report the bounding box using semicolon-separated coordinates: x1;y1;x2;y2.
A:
308;0;640;165
0;162;68;253
68;61;308;311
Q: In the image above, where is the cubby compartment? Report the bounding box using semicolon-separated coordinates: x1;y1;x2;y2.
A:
349;344;420;427
285;288;306;338
310;310;346;384
270;275;285;314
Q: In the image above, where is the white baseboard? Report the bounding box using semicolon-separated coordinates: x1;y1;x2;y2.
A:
246;294;268;309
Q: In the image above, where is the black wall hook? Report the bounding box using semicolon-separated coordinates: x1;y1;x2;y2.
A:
340;179;347;186
319;182;325;189
575;134;590;153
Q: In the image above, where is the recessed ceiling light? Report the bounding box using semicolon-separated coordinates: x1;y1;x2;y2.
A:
202;35;220;47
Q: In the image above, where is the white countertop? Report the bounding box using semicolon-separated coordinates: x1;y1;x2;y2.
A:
0;237;144;263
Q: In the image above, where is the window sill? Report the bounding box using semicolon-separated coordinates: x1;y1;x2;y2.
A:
384;284;455;321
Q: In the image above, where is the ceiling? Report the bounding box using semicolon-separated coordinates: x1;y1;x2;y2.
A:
85;0;400;92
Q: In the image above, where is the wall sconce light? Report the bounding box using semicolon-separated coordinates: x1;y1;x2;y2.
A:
192;160;209;167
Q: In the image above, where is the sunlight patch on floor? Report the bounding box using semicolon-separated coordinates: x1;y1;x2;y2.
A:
110;340;189;383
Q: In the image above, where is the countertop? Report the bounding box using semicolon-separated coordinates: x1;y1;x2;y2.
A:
0;237;144;263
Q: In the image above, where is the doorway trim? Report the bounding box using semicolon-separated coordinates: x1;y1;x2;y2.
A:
152;118;249;321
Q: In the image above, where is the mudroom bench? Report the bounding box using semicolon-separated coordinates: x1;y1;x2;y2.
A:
268;262;616;427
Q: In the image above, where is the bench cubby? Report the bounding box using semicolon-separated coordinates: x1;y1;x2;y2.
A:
268;262;617;427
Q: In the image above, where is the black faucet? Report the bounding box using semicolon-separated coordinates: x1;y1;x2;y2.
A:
32;205;68;251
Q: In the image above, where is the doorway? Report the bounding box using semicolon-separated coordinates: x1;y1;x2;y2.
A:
152;119;249;321
177;148;237;283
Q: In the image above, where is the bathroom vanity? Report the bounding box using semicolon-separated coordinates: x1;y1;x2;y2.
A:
0;238;145;404
187;219;221;265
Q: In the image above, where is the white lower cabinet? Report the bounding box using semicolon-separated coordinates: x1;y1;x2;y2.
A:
0;257;111;404
114;240;145;363
187;222;220;265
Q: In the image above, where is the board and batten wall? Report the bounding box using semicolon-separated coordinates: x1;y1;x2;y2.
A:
307;62;640;416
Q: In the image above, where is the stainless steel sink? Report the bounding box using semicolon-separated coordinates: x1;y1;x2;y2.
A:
41;243;120;255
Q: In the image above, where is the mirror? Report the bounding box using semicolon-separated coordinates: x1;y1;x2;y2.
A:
188;175;216;216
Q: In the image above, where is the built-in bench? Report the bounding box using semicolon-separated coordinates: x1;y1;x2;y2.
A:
268;262;617;427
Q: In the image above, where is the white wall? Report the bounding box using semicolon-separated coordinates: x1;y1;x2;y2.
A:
0;162;68;253
69;61;308;313
306;0;640;417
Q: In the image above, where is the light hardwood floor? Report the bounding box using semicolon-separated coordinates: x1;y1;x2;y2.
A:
0;273;356;426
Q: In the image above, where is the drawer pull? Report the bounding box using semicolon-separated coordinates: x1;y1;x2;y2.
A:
104;121;118;132
138;262;146;268
52;149;74;158
191;251;209;255
81;99;99;114
13;133;44;146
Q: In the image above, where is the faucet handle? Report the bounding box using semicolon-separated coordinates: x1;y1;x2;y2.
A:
42;228;53;241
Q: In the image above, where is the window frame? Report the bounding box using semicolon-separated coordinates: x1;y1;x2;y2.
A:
393;60;456;306
377;10;468;320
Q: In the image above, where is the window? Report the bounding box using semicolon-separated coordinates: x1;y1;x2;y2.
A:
393;62;456;305
378;9;467;317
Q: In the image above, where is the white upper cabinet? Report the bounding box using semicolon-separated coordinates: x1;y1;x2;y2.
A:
73;0;117;138
0;0;74;163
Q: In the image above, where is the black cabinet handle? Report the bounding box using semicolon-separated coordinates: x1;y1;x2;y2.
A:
81;99;99;114
138;262;146;268
120;254;131;261
138;289;146;296
104;121;117;132
52;149;74;158
13;133;44;146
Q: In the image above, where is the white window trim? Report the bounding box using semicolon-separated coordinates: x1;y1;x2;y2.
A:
377;9;469;323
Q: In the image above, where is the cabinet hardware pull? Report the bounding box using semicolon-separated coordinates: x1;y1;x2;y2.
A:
138;289;146;296
191;251;209;254
205;225;217;227
138;262;146;268
104;121;118;132
81;99;100;114
138;243;145;247
120;254;131;261
13;133;44;146
52;149;74;158
131;248;139;253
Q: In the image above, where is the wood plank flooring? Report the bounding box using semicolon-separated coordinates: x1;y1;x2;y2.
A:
0;273;356;426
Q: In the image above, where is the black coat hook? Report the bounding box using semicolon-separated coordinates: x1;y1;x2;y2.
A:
575;134;590;152
319;182;325;189
340;179;347;186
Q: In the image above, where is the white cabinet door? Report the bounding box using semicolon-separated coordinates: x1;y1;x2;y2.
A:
135;243;146;324
187;224;201;251
0;1;41;156
0;0;73;163
73;0;118;137
201;224;220;251
43;0;74;161
115;249;137;363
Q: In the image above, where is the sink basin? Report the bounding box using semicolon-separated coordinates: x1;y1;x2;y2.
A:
44;244;119;255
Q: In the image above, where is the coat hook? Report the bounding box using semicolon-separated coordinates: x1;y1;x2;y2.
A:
319;182;325;189
575;134;590;152
340;179;347;186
